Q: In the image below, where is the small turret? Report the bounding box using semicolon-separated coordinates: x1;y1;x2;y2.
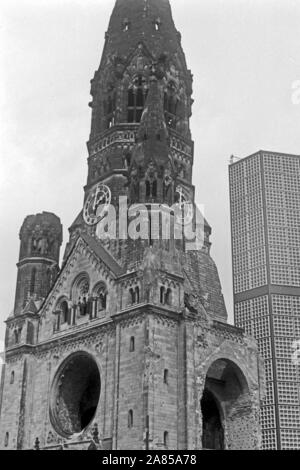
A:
14;212;63;316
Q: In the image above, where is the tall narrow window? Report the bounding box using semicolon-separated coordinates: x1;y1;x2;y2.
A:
145;326;149;344
128;410;133;428
154;18;161;31
23;286;28;308
93;283;107;316
164;82;178;129
146;181;151;198
124;153;131;169
129;288;135;305
14;329;20;345
163;431;169;447
99;292;107;310
128;88;135;107
60;301;69;324
4;432;9;448
152;180;157;198
160;286;165;304
145;180;157;200
165;288;172;306
10;371;15;384
163;369;169;385
123;19;130;32
104;90;116;129
135;287;140;303
127;76;148;123
129;336;135;352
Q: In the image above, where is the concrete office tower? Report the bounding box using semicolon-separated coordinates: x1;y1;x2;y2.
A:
229;150;300;449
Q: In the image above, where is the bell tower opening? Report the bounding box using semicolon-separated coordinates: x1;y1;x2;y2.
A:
127;76;148;123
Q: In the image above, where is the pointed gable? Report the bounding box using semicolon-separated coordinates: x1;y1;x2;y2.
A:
41;233;124;317
80;233;125;277
22;298;38;315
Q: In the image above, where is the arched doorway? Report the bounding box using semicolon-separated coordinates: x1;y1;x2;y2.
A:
50;352;101;437
201;358;251;450
201;389;224;450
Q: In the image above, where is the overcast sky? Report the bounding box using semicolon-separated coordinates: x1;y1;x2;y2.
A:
0;0;300;348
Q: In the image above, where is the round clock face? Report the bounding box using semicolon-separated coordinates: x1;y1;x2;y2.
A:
83;183;111;226
175;185;194;224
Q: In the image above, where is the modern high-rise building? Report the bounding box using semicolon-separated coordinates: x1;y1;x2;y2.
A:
0;0;265;450
229;150;300;450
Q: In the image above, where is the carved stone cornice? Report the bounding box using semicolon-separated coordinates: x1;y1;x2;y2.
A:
6;312;40;326
5;319;115;361
212;320;246;345
112;303;181;327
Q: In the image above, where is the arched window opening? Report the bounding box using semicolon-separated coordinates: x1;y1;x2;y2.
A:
146;181;151;198
163;369;169;385
127;76;148;123
10;371;15;385
26;321;35;345
60;300;69;324
14;330;18;344
129;336;135;352
104;91;116;129
129;286;139;305
135;286;140;303
163;431;169;447
145;179;157;199
99;292;107;311
93;283;108;314
4;432;9;448
128;88;135;107
154;18;161;31
14;329;21;345
123;19;130;32
202;359;251;450
165;288;172;306
166;115;175;127
78;297;88;316
152;180;157;198
129;288;135;304
136;87;144;108
107;116;114;129
124;153;131;169
145;326;149;344
164;83;178;129
23;286;28;308
128;410;133;428
30;267;36;296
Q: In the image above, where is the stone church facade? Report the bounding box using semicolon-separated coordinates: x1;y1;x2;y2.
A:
0;0;265;450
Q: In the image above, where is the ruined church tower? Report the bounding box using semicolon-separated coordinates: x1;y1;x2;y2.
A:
0;0;265;450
